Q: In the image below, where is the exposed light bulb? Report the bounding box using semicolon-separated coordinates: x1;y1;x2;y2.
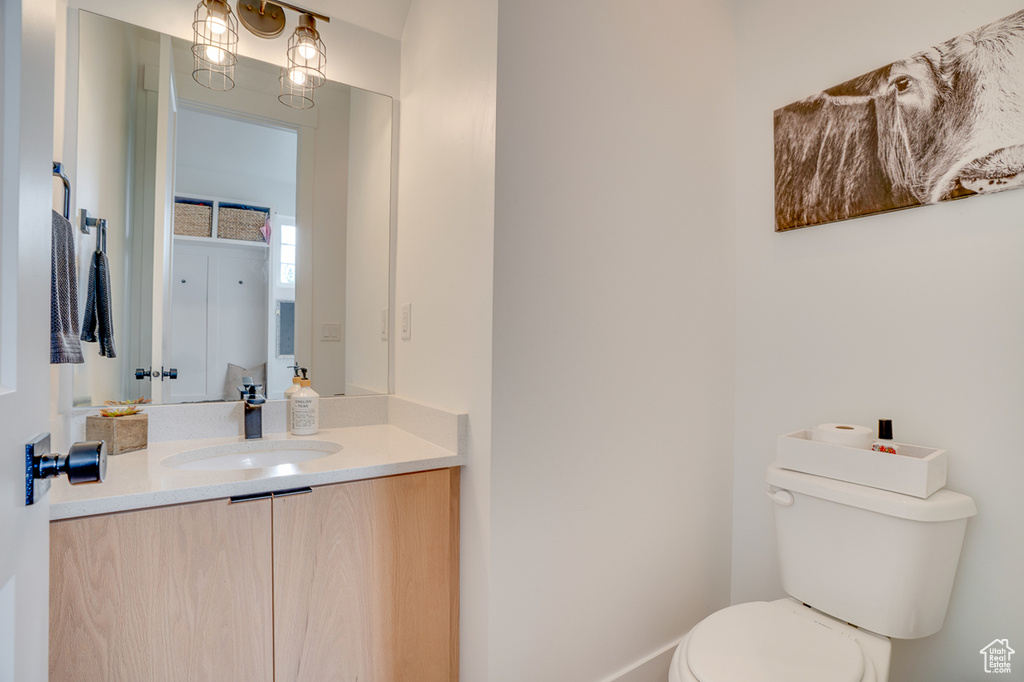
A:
289;68;307;86
205;45;226;63
206;15;227;35
297;38;317;60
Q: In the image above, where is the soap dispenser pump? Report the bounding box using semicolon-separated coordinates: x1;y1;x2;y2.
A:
284;365;302;431
290;368;319;436
284;365;302;400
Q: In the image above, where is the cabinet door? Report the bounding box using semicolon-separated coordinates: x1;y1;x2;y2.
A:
274;468;460;682
49;498;274;682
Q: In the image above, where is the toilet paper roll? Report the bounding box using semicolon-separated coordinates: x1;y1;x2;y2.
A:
812;423;873;449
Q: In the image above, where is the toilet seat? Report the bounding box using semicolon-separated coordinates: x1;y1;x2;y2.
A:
669;600;881;682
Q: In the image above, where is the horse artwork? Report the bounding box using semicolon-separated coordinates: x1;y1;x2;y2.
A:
774;10;1024;232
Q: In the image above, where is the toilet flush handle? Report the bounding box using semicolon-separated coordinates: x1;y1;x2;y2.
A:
766;488;794;507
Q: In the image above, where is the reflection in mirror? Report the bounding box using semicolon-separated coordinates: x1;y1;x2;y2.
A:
70;11;392;406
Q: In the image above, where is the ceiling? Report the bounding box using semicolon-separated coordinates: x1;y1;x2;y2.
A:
267;0;412;40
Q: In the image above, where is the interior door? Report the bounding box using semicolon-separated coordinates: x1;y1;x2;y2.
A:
0;1;57;681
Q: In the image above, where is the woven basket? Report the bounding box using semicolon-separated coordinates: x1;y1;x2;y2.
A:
173;202;213;237
218;206;268;242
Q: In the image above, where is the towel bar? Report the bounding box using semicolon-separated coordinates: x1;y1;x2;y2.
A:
52;162;71;220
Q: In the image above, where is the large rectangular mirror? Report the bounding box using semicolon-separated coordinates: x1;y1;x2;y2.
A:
69;10;392;406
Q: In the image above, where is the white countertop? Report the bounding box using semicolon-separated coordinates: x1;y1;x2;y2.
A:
50;424;465;520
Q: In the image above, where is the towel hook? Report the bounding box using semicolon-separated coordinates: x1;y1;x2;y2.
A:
79;208;106;237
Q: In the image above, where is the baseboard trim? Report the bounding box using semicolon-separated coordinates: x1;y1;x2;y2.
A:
597;638;683;682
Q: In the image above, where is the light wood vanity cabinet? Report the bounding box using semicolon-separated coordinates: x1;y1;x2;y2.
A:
50;468;460;682
50;491;274;681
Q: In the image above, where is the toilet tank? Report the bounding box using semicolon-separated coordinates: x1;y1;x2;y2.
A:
766;464;977;639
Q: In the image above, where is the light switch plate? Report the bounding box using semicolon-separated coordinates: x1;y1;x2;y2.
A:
321;322;341;342
401;303;411;340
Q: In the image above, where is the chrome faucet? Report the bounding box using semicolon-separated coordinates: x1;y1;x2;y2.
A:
239;377;266;440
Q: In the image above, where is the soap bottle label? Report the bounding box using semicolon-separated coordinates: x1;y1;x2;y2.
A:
291;397;318;434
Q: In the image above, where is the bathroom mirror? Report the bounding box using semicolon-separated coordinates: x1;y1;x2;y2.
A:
69;11;392;406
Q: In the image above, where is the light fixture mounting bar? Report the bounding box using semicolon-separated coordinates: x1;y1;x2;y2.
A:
273;0;330;23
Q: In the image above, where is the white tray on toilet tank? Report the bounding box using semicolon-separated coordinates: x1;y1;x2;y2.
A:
777;430;947;498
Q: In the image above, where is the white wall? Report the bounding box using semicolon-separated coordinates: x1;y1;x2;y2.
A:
395;0;497;679
491;1;737;680
732;2;1024;681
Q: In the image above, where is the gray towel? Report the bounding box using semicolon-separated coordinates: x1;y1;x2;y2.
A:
80;242;116;358
51;210;84;364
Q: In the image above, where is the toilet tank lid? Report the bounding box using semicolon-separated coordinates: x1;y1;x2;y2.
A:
766;465;977;522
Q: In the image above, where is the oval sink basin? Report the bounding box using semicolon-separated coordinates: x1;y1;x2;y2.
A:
162;440;342;472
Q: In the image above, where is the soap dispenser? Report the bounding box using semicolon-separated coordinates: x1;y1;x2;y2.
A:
284;365;302;431
290;368;319;436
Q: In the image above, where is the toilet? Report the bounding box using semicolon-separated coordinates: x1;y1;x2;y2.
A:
669;463;977;682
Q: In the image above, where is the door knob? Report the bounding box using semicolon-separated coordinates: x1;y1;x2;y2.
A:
25;434;107;505
135;367;178;381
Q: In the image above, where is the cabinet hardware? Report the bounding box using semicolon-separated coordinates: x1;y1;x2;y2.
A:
229;486;313;504
272;487;313;498
229;491;274;504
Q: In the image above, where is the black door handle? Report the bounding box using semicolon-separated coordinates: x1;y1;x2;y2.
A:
26;434;107;505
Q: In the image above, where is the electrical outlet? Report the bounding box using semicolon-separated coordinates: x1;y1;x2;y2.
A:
400;303;411;340
380;308;388;341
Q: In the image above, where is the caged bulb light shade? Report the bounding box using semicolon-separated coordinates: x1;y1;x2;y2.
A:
279;13;325;109
192;0;238;91
279;66;315;110
285;14;326;88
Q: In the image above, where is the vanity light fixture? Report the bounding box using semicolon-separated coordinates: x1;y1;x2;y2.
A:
279;13;326;108
192;0;239;91
193;1;331;109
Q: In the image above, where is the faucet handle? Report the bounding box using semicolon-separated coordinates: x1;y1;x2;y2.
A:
238;377;261;400
241;382;266;405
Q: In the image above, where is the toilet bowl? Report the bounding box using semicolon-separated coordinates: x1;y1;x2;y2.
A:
668;598;890;682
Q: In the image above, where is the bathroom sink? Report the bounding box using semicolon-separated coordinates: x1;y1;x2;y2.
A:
162;439;342;472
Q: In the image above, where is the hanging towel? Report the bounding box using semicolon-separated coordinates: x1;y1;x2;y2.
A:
80;242;116;358
51;210;84;364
